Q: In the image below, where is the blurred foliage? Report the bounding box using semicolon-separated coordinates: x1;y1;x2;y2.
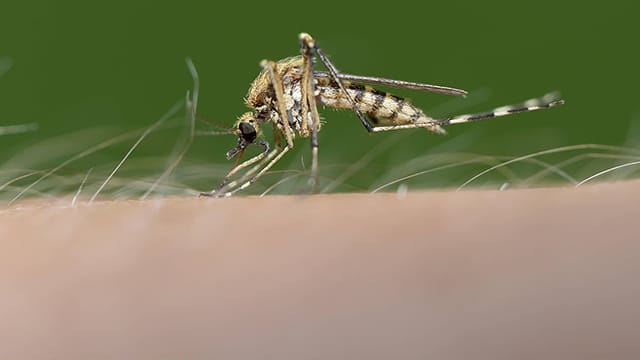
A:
1;1;638;198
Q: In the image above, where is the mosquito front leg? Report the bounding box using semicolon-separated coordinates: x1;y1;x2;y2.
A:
219;140;269;185
220;146;292;197
199;142;269;197
208;122;286;196
299;33;375;133
212;146;281;197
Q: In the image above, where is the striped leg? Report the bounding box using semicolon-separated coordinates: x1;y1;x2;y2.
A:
370;93;565;133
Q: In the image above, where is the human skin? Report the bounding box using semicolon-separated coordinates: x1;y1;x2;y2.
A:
1;182;639;359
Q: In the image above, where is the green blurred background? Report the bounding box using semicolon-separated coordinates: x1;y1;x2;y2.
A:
0;1;638;198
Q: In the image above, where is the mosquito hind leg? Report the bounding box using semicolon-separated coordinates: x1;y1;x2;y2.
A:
369;93;565;133
436;93;564;127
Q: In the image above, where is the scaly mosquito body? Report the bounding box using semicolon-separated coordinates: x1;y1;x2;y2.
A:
247;56;450;137
201;33;564;197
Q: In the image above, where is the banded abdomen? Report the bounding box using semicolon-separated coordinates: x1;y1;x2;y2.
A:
315;78;444;134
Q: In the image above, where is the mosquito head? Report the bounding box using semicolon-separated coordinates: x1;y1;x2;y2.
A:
226;112;261;160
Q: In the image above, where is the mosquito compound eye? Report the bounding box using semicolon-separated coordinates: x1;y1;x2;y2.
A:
238;122;257;143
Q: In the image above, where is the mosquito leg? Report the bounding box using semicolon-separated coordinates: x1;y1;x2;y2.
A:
221;145;292;197
208;124;284;197
209;140;270;192
299;33;375;133
370;94;565;133
299;33;321;192
200;149;270;197
370;123;442;132
309;126;319;192
298;40;311;137
261;60;295;149
436;94;565;127
210;147;282;197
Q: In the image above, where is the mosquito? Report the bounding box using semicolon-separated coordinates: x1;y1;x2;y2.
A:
200;33;564;197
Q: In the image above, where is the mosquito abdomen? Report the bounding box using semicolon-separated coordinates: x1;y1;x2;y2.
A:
316;79;444;133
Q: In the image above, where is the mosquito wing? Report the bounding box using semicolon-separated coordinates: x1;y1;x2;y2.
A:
313;71;468;97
